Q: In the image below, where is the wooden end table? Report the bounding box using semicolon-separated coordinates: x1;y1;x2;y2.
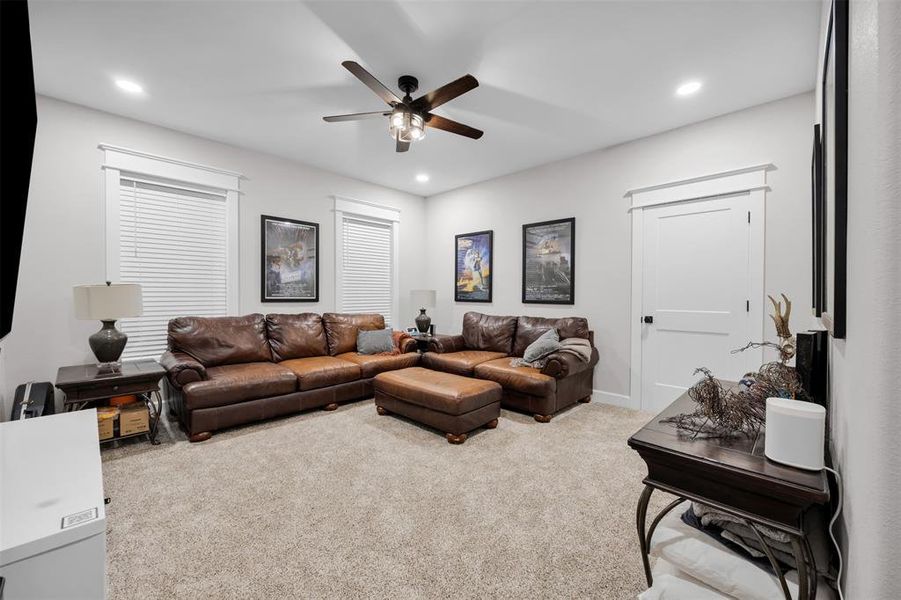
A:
410;332;434;353
55;359;167;445
628;387;831;599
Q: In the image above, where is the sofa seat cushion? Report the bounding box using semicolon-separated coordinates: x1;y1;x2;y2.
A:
421;350;507;376
474;358;556;398
182;362;297;410
374;367;502;416
279;356;361;391
336;352;420;379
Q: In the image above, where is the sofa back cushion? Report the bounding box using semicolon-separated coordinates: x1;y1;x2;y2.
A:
168;314;272;368
265;313;328;362
512;315;590;357
322;313;385;355
462;312;518;354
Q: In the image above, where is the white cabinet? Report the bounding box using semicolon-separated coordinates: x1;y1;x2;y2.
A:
0;410;106;599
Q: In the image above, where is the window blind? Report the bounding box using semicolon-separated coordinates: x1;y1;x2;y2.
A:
340;216;393;326
118;177;229;359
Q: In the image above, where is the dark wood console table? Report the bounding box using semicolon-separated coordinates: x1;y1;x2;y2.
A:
56;359;166;445
628;388;830;599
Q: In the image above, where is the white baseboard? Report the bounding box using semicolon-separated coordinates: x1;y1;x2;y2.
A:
592;389;638;410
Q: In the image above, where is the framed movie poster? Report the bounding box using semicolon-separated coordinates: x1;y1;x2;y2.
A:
811;124;825;317
455;230;493;302
522;217;575;304
818;0;848;338
261;215;319;302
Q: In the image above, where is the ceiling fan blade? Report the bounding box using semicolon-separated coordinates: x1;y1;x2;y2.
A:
396;139;410;153
323;111;390;122
411;74;479;111
424;113;483;139
342;60;402;106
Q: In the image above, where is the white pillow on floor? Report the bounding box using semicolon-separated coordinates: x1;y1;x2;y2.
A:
649;510;834;600
638;559;729;600
638;573;729;600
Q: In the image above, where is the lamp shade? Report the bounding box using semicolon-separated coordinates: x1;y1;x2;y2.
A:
410;289;436;309
73;283;143;320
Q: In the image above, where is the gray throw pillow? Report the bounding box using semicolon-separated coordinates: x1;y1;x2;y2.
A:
521;328;560;363
356;328;394;355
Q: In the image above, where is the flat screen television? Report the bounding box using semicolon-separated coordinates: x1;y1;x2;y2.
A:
0;1;38;340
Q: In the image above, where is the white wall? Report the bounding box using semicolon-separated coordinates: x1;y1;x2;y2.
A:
424;92;815;406
827;0;901;596
0;96;426;417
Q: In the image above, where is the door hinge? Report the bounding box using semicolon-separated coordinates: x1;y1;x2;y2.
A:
747;211;751;224
746;300;750;312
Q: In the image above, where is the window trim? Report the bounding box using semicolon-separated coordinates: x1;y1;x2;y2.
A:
333;195;400;326
100;144;242;319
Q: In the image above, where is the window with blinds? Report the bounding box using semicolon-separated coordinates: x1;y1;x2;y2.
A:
339;216;394;326
118;177;229;359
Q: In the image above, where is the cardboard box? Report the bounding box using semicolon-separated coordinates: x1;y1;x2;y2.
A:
118;403;149;436
96;407;119;441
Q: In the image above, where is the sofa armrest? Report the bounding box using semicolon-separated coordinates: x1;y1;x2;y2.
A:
540;346;599;379
160;350;207;389
394;332;418;354
427;334;467;354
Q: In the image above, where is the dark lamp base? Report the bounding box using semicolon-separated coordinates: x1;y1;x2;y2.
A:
89;320;128;366
415;308;431;334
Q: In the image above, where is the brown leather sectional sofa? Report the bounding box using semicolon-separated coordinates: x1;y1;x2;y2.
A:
161;310;598;441
161;312;418;441
423;312;599;422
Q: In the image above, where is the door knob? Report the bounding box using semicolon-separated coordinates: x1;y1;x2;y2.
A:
642;315;654;324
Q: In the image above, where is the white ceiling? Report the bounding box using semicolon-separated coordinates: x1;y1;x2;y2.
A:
29;1;820;196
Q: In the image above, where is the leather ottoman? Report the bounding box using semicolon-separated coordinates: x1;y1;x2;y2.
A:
373;367;502;444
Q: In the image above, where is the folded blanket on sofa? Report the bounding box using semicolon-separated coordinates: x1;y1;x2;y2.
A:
511;337;592;368
375;330;413;356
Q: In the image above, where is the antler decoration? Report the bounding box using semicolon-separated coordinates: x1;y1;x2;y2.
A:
768;293;795;363
663;293;809;438
768;293;792;339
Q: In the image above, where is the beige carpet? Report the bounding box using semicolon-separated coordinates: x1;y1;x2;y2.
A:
101;399;668;599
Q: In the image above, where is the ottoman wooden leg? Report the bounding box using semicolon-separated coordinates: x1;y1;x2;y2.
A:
485;418;499;429
446;432;468;444
534;414;553;423
189;431;212;443
323;403;339;411
376;405;390;416
578;395;592;403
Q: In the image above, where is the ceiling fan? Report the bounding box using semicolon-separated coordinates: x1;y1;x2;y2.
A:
323;61;483;153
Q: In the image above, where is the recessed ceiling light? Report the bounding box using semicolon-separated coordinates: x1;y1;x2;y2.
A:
676;80;702;97
115;78;144;95
415;173;429;183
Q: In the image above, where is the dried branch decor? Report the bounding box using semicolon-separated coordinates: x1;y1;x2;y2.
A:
661;293;809;439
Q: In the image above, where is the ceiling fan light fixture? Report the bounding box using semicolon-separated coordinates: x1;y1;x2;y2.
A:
388;107;425;143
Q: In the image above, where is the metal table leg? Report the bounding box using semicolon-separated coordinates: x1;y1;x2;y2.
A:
636;485;655;586
145;390;163;445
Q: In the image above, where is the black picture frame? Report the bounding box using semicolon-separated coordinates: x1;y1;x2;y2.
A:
811;123;825;317
454;230;493;303
522;217;575;305
260;215;319;303
819;0;848;338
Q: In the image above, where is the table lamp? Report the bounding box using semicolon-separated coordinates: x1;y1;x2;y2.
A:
73;282;143;371
410;289;436;334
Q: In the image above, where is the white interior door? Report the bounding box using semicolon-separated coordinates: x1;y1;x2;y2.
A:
640;192;760;413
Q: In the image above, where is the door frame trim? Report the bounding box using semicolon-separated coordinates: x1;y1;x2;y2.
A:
627;165;771;411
